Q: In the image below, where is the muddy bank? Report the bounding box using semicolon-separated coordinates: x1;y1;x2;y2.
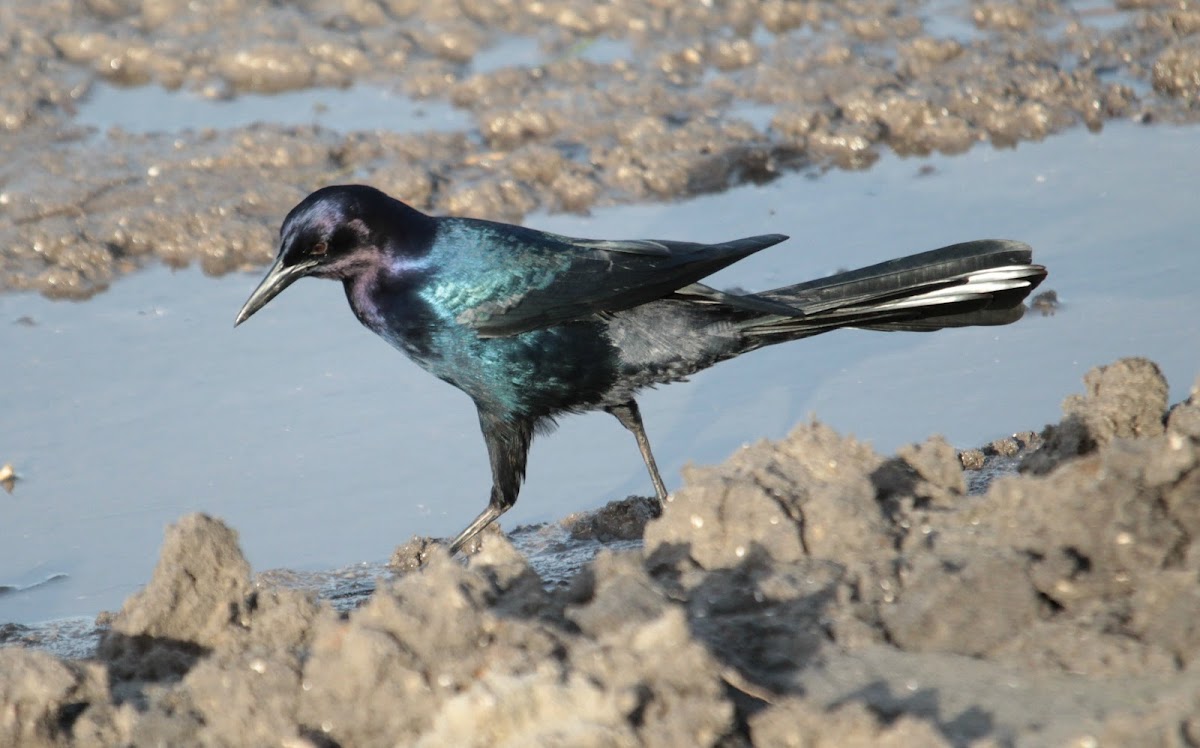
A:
3;355;1199;746
3;0;1200;297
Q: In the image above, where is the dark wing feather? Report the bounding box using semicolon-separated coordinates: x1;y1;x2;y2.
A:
466;233;789;337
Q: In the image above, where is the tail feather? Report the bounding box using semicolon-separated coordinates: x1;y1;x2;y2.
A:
739;240;1046;339
857;305;1027;332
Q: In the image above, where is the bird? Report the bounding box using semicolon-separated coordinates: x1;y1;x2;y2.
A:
236;184;1047;554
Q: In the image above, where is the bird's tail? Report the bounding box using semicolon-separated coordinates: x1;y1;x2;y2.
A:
739;240;1047;340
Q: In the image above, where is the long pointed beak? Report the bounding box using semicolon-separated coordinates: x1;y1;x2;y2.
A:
235;257;316;327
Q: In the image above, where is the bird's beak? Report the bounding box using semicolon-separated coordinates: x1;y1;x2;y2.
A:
235;256;316;327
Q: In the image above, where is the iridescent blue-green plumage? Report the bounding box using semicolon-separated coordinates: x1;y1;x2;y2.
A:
236;184;1047;554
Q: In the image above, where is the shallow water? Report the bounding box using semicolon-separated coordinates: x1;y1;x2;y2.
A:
3;120;1199;625
78;82;474;134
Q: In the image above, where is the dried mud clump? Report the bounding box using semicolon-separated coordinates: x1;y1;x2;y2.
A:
4;357;1200;745
1154;38;1200;104
563;494;660;542
1021;355;1168;474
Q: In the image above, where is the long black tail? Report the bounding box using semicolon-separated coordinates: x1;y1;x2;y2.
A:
738;240;1047;340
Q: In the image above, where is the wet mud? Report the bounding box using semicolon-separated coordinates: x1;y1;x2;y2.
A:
3;0;1200;298
4;356;1200;746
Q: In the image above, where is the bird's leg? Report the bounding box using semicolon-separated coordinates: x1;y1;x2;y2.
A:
447;413;534;555
447;503;504;555
606;400;669;508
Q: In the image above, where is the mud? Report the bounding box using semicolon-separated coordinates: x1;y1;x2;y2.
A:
3;356;1199;746
2;0;1200;298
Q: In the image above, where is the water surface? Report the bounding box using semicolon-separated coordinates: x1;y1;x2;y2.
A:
3;121;1198;625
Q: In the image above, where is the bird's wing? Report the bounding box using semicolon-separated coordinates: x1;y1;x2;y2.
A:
455;232;789;338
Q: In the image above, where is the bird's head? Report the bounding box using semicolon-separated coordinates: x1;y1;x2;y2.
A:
235;184;431;326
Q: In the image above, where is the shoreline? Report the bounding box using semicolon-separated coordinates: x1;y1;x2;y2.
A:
4;357;1199;745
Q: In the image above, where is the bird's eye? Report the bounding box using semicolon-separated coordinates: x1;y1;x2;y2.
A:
312;241;328;256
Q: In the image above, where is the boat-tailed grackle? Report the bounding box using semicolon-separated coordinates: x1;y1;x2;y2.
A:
236;185;1047;553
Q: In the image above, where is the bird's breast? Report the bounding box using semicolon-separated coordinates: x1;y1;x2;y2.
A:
344;269;440;358
345;271;625;419
428;322;623;419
